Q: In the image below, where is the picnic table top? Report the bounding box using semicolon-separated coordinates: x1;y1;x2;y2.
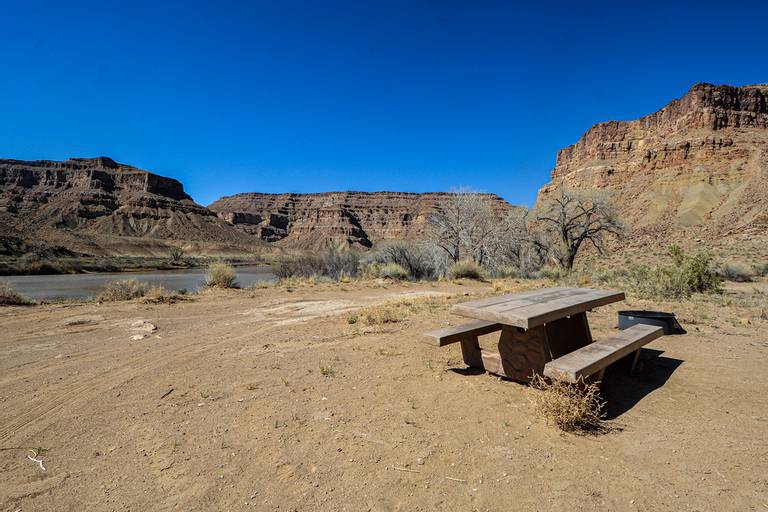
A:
450;287;625;329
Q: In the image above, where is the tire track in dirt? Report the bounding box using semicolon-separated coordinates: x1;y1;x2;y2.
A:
0;296;404;443
0;323;266;443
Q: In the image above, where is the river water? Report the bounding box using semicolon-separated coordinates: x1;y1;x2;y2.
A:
2;265;277;300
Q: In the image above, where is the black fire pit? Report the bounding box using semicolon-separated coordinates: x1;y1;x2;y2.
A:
618;310;686;335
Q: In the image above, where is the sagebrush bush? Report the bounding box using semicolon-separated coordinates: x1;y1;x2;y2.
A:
529;374;605;433
448;260;486;280
274;248;360;281
168;246;184;263
678;250;722;293
717;261;755;282
594;247;722;299
625;265;691;299
205;262;238;288
0;282;32;306
97;279;151;301
364;241;447;280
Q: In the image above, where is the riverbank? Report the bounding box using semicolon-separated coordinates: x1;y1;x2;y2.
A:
1;264;276;300
1;279;766;510
0;255;269;276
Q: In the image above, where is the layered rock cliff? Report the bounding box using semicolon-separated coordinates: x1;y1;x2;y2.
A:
0;157;259;256
209;192;517;249
538;83;768;250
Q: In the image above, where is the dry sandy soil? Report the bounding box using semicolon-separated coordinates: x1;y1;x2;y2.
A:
1;278;767;511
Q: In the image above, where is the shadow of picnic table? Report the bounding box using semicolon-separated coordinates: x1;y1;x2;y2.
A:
446;347;683;420
601;348;683;420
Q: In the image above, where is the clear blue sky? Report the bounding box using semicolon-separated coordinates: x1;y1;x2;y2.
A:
2;1;767;206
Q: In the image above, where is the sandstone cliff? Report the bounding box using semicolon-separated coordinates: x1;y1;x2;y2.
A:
0;157;260;257
538;83;768;252
209;191;517;249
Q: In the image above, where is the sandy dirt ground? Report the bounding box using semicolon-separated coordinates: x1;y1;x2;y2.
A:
1;279;767;511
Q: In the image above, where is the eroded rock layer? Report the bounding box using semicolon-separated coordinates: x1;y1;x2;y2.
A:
0;157;259;256
538;83;768;251
209;191;517;249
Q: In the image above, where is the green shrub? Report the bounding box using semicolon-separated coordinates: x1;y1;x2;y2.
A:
624;265;690;299
448;261;486;280
168;246;184;263
0;282;32;306
97;279;151;301
678;251;722;294
599;247;722;299
205;262;238;288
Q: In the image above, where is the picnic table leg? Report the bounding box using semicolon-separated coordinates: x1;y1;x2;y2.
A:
629;349;642;375
492;325;549;382
543;313;593;360
459;336;484;369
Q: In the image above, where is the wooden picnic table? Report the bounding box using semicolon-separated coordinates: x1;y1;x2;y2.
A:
428;287;627;382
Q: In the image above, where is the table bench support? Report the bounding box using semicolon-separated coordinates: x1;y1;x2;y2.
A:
459;336;484;368
473;315;594;383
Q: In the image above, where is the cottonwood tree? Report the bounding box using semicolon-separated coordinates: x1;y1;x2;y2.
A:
533;187;625;270
428;189;509;265
486;208;548;276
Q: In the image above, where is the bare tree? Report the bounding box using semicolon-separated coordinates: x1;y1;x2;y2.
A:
533;187;624;270
485;208;548;275
428;189;509;264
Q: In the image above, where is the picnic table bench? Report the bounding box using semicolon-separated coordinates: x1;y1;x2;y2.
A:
423;287;663;383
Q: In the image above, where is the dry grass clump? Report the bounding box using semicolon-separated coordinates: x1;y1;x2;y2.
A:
538;265;569;281
277;275;318;289
378;262;410;280
449;260;486;280
139;285;191;304
97;279;150;302
205;262;238;288
319;365;336;377
358;296;445;325
0;282;32;306
529;374;606;433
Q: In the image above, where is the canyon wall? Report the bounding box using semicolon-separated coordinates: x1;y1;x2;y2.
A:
209;191;518;249
537;83;768;251
0;157;260;257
